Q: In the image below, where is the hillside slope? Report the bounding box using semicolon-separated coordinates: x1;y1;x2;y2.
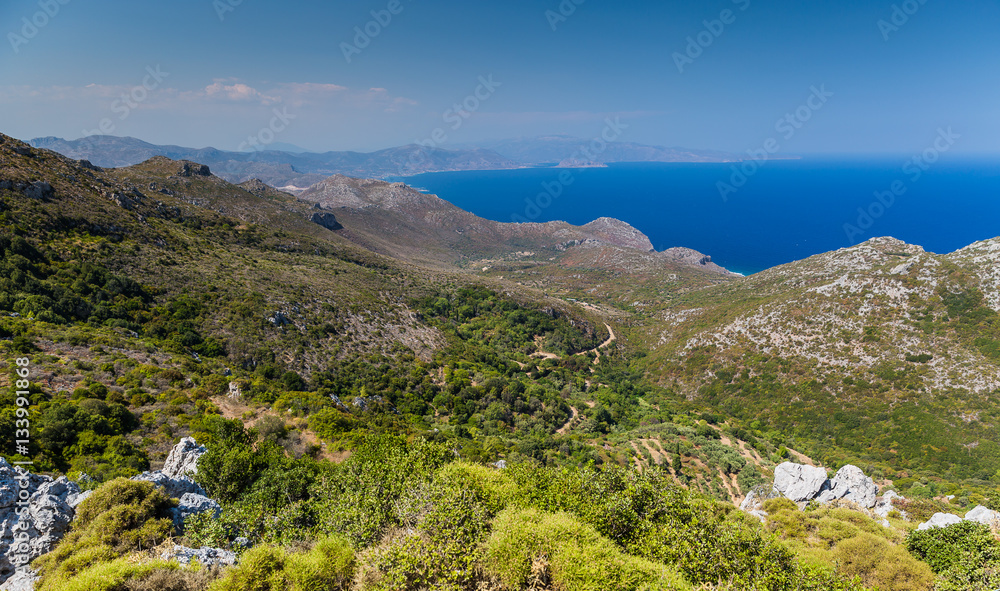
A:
641;236;1000;482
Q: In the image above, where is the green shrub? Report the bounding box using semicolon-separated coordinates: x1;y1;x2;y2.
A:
482;508;692;591
44;558;180;591
35;479;175;590
834;533;935;591
906;520;999;574
907;520;1000;591
207;537;355;591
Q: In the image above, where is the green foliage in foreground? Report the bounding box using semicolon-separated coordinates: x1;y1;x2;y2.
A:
906;521;1000;591
207;536;355;591
762;498;935;591
483;508;692;590
181;435;866;591
34;478;176;590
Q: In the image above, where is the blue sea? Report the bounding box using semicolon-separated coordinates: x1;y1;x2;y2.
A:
400;158;1000;276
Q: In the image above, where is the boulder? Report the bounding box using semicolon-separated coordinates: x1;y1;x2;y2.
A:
310;212;343;231
132;438;208;499
171;493;221;532
161;545;236;568
964;505;1000;528
162;437;207;479
66;490;94;510
740;486;780;512
772;462;829;503
816;465;878;508
0;463;80;584
21;182;53;200
917;512;963;531
0;569;39;591
131;471;205;499
873;490;906;519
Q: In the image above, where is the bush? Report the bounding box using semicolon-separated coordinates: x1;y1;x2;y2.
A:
207;537;355;591
907;520;1000;591
35;479;175;590
906;520;999;574
835;533;935;591
482;508;692;591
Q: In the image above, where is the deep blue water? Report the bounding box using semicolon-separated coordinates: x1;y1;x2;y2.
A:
400;158;1000;276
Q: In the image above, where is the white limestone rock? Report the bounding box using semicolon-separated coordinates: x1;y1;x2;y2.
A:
772;462;829;503
816;465;878;508
161;437;207;479
917;512;963;530
964;505;1000;528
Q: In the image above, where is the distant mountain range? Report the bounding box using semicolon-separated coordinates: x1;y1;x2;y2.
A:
454;135;741;166
30;134;743;192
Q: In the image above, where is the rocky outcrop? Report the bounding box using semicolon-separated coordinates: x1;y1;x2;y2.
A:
739;486;781;513
160;544;237;567
917;512;963;531
873;490;906;519
772;463;830;503
769;462;879;509
131;437;208;499
162;438;206;479
310;211;343;231
0;569;39;591
965;505;1000;528
0;462;81;584
132;471;205;499
171;493;221;532
815;465;878;508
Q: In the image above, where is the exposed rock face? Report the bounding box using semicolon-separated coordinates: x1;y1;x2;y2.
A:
162;438;206;479
171;493;221;531
0;568;39;591
816;465;878;508
310;211;343;231
0;462;80;584
161;545;237;568
772;462;830;503
179;162;211;177
873;490;906;519
132;471;206;499
768;462;880;509
965;505;1000;528
131;437;208;499
917;513;963;530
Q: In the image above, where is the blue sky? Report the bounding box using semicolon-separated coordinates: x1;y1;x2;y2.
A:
1;0;998;154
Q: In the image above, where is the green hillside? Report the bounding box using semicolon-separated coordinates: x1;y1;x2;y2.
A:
2;132;998;591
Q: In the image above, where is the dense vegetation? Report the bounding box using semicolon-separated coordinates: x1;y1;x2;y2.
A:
3;139;999;590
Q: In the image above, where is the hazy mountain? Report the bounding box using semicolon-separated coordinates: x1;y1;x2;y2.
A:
30;134;750;195
29;135;520;191
457;135;743;165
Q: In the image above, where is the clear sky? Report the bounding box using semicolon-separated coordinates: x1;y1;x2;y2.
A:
1;0;998;154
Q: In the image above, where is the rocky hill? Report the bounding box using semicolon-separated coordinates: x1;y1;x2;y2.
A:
2;131;999;591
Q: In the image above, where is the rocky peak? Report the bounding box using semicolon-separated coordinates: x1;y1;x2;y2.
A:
581;217;654;252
